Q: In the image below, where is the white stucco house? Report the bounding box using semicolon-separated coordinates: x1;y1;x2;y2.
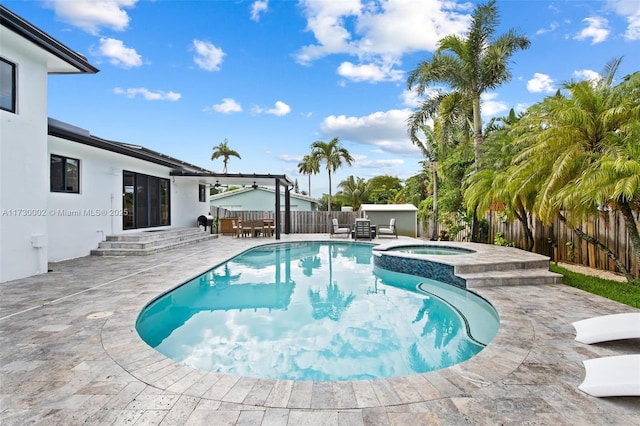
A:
0;6;295;283
211;187;319;212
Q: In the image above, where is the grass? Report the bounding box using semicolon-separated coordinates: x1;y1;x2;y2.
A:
550;264;640;309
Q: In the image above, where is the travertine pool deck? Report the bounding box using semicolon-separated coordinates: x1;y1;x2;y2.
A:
1;234;638;425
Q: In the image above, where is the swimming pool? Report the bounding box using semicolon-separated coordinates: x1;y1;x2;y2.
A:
386;245;475;255
136;242;499;381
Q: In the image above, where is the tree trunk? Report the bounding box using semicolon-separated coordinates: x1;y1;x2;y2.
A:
619;200;640;266
514;204;534;251
328;171;332;214
431;166;439;240
472;94;483;168
471;206;480;242
558;212;635;282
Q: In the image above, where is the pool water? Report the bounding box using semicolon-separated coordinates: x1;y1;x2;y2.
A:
136;242;499;381
387;245;474;255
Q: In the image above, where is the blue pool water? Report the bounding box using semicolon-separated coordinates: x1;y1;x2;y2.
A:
136;242;499;381
387;245;474;255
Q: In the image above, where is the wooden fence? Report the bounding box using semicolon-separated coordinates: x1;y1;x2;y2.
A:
211;208;359;234
210;207;639;279
428;210;638;279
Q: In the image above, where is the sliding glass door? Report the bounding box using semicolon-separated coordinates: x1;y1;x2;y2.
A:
123;171;170;229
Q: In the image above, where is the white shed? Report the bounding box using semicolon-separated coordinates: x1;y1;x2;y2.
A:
361;204;418;237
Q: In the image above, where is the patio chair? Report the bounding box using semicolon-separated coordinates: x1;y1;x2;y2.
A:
578;354;640;397
572;312;640;344
330;218;350;238
354;218;372;241
262;218;275;237
231;219;243;238
377;218;397;238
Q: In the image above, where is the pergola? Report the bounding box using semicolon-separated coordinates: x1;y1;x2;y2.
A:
170;171;295;240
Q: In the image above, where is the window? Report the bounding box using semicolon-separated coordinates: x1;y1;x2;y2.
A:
0;58;16;113
199;184;207;202
50;155;80;193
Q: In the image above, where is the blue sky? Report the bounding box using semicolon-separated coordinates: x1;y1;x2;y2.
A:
7;0;640;198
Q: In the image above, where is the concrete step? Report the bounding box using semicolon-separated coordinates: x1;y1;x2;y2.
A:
459;268;563;288
454;259;551;274
91;229;217;256
105;227;205;242
97;229;214;250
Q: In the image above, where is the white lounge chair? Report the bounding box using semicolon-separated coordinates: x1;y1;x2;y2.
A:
578;354;640;397
572;312;640;344
330;218;350;238
378;218;397;238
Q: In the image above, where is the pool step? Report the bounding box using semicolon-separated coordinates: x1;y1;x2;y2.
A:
91;228;218;256
459;268;563;288
454;259;551;274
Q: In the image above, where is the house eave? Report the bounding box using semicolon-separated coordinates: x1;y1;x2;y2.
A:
1;5;99;74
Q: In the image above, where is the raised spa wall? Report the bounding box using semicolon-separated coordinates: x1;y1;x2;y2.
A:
373;250;467;288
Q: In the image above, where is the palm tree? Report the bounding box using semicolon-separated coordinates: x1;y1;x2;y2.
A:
408;90;473;240
310;137;354;214
297;154;320;197
336;175;369;211
464;109;537;250
211;138;241;173
407;0;530;166
511;58;640;281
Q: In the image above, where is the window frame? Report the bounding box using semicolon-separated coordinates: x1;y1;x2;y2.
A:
0;57;17;113
50;154;80;194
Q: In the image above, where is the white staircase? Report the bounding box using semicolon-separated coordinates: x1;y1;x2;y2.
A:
91;228;217;256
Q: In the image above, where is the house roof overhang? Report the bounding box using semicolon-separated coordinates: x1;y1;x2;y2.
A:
1;5;99;74
170;171;295;188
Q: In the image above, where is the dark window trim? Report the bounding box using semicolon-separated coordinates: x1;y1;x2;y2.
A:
0;57;16;113
50;154;80;193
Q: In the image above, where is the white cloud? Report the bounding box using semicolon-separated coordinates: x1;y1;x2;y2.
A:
113;87;181;101
527;73;556;93
481;93;508;118
536;22;559;35
253;101;291;116
400;88;421;108
573;69;601;83
250;0;269;22
356;158;405;168
45;0;137;34
607;0;640;40
204;98;243;114
193;40;225;71
96;38;142;68
320;109;420;155
574;16;610;44
337;61;403;83
279;154;303;163
296;0;470;64
295;0;470;84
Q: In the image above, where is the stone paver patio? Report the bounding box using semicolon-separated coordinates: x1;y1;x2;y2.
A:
1;234;638;425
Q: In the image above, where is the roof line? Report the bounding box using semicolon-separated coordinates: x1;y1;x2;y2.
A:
0;5;99;74
48;119;212;173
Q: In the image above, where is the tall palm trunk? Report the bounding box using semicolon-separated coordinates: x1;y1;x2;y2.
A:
472;95;483;167
431;166;439;240
328;171;332;214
